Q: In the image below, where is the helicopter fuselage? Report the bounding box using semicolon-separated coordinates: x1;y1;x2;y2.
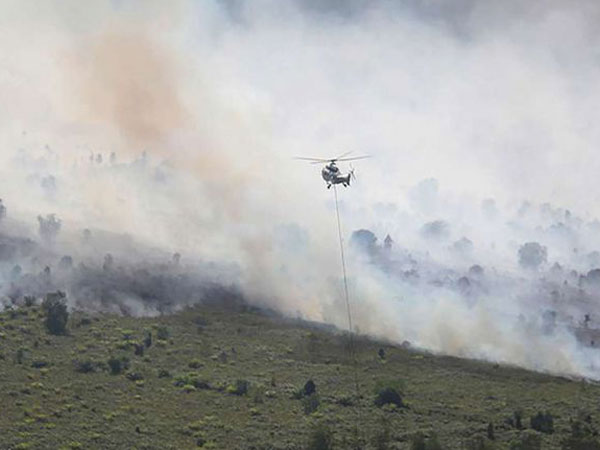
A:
321;163;351;188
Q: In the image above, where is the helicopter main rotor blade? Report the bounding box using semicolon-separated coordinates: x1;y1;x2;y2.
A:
294;156;332;162
335;155;371;162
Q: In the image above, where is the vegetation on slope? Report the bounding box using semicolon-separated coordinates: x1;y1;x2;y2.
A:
0;297;599;449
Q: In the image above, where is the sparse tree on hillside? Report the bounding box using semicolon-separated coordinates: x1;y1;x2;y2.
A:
421;220;450;241
42;291;68;335
38;214;61;244
518;242;547;270
350;229;378;254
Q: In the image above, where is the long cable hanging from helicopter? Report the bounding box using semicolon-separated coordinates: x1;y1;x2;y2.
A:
295;151;370;445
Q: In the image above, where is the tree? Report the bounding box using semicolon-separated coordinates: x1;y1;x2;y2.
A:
421;220;450;240
42;291;68;335
518;242;547;270
38;214;61;243
350;229;378;253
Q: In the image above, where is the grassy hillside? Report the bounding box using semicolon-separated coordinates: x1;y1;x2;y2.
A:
0;300;598;450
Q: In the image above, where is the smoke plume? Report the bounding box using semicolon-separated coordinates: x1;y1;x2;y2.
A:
2;0;600;378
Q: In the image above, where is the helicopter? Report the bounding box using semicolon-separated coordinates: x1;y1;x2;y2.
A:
295;152;370;189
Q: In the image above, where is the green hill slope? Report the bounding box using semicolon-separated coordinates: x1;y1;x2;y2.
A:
0;302;598;449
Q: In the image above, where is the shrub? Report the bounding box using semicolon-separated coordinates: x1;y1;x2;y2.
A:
73;359;95;373
156;326;170;341
15;347;27;364
251;384;265;404
510;431;541;450
227;379;249;396
31;360;48;369
188;359;202;369
157;369;171;378
24;296;36;307
302;394;320;415
487;422;495;440
307;422;334;450
515;410;524;430
304;379;316;396
121;330;135;340
143;330;152;348
375;387;403;408
337;395;355;407
42;291;68;335
173;373;210;389
465;436;495;450
77;317;92;327
375;382;404;408
373;380;405;408
530;412;554;434
134;343;144;356
107;356;129;375
410;433;444;450
126;372;144;382
507;410;524;430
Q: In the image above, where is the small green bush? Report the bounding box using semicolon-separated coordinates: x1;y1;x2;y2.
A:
373;379;405;408
173;373;210;390
251;384;265;404
156;326;170;341
126;372;144;382
157;369;171;378
188;359;202;369
73;359;95;373
143;330;152;348
302;394;320;415
487;422;495;440
410;433;444;450
15;347;27;364
510;431;541;450
134;343;144;356
374;387;403;408
307;422;334;450
530;411;554;434
226;379;249;396
304;379;316;396
107;356;129;375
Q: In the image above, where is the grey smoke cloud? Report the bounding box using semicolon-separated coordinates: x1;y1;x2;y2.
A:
2;0;600;377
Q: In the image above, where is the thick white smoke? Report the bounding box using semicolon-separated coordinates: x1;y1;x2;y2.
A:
2;0;600;378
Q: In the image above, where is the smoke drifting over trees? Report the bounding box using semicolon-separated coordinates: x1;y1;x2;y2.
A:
2;0;600;378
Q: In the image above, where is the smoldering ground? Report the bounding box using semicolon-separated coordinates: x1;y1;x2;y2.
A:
3;0;600;378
